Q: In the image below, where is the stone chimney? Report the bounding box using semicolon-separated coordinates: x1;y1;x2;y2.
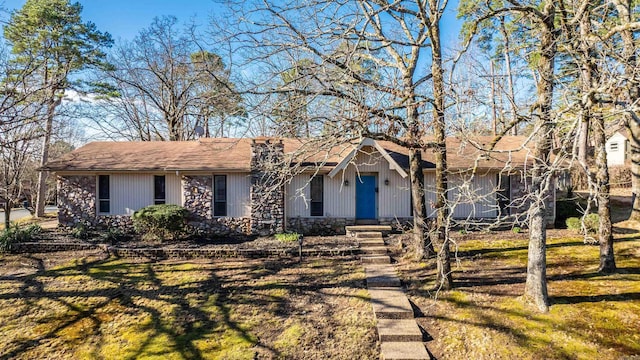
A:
250;139;285;235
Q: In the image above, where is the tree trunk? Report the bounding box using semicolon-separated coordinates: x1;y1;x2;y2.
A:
3;203;11;230
612;0;640;221
523;2;556;313
577;3;616;273
577;119;589;165
593;116;616;273
35;97;58;217
409;148;435;259
628;120;640;220
428;2;452;290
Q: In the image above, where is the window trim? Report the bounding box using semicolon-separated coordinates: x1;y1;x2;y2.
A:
154;175;166;205
213;175;227;217
97;175;110;214
310;175;324;217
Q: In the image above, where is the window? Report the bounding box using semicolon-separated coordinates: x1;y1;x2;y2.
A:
98;175;110;213
214;175;227;216
610;142;619;152
154;175;166;205
497;174;511;216
310;175;323;216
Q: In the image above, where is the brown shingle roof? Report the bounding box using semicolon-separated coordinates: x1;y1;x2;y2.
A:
43;136;534;172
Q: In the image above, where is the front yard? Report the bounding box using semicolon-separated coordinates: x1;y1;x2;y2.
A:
1;203;639;359
396;229;640;360
0;252;377;359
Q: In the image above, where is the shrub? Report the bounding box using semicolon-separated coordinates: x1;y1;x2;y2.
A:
566;214;599;234
512;227;521;234
0;223;41;252
566;217;581;230
132;204;188;241
584;213;600;234
275;232;301;242
71;223;90;240
100;227;127;243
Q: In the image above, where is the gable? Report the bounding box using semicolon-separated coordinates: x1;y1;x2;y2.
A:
328;138;408;179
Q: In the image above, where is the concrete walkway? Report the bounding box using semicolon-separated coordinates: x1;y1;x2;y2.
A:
352;228;430;360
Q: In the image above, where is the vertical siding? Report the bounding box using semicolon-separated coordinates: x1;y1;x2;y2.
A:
165;173;182;205
342;149;411;218
109;174;154;215
286;175;311;217
606;133;626;166
287;146;411;218
324;170;356;217
424;171;498;218
226;173;251;217
424;172;438;218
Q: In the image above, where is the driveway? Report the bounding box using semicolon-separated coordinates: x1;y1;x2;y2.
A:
0;206;58;222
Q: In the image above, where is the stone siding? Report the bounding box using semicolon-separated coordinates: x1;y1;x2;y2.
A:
250;140;285;235
287;217;356;235
287;217;413;235
94;215;134;231
182;175;251;236
57;175;97;227
183;175;213;223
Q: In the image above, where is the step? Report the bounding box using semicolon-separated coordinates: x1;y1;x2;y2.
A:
361;255;391;264
346;225;392;237
360;246;387;255
359;239;385;246
369;288;414;319
376;319;424;342
356;231;384;239
365;264;401;288
381;341;429;360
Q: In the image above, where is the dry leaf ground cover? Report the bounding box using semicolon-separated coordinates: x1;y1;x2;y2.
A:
0;252;377;359
394;230;640;360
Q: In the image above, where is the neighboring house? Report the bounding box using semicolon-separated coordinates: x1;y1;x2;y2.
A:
42;136;555;236
605;131;630;166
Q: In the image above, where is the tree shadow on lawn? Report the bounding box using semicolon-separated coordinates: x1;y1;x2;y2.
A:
406;236;640;358
0;253;373;360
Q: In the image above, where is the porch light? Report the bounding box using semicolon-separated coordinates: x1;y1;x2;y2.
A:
344;180;349;186
384;179;390;186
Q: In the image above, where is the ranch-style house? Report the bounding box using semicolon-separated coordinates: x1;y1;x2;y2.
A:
42;136;556;236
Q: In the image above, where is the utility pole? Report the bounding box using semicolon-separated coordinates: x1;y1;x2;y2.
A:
490;60;498;136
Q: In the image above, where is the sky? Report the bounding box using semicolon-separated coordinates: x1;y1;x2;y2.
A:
0;0;463;43
0;0;218;41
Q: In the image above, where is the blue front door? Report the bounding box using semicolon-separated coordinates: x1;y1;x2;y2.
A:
356;175;377;219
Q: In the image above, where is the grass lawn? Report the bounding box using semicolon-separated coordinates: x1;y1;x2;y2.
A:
397;231;640;360
0;253;377;359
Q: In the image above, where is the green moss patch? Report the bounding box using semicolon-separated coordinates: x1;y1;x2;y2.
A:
399;232;640;359
0;255;377;359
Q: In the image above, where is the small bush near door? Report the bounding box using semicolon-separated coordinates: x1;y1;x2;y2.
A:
566;213;599;234
132;204;188;241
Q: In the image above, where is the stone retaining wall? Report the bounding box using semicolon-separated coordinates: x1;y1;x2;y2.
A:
287;217;356;235
12;242;102;252
10;242;358;259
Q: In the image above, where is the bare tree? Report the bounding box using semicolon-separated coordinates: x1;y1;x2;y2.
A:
607;0;640;221
224;0;462;264
460;0;560;312
93;16;243;141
